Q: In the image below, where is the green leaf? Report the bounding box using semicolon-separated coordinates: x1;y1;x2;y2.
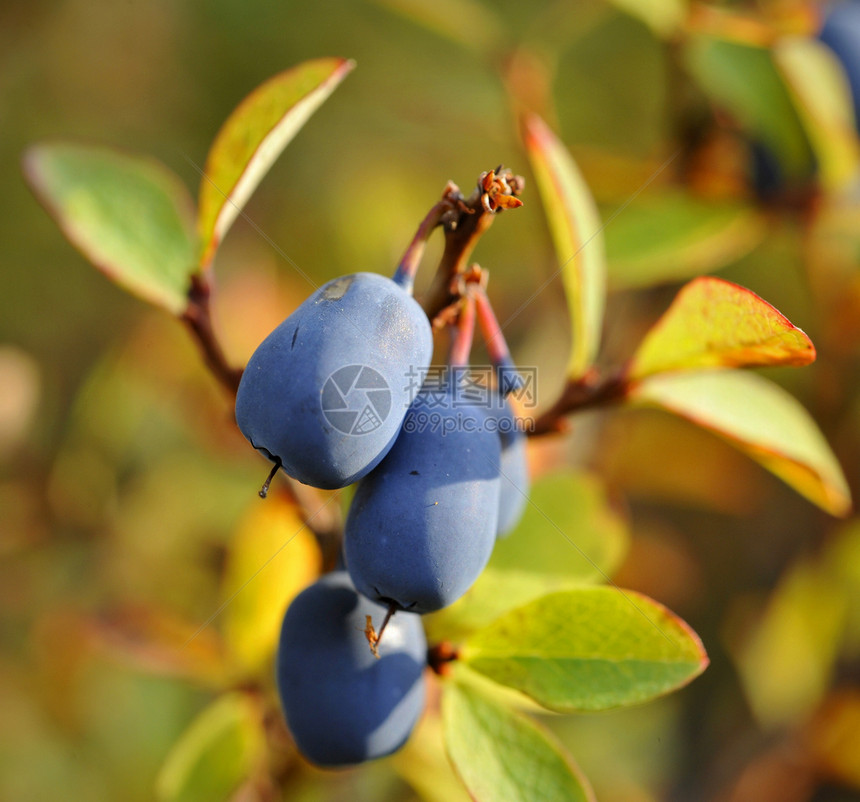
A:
604;191;765;290
424;569;577;646
197;57;355;267
774;36;860;192
493;470;629;580
630;369;852;516
524;114;606;380
23;143;197;314
424;471;629;641
461;588;708;712
155;691;264;802
627;276;816;380
221;496;321;676
443;682;596;802
684;35;814;180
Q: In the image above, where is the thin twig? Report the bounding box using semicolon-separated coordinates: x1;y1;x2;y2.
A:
421;168;524;320
527;368;631;436
181;273;244;397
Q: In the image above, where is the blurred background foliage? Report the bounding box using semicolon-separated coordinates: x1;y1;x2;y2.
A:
3;0;860;800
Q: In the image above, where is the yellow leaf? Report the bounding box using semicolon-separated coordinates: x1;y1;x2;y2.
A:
221;495;321;675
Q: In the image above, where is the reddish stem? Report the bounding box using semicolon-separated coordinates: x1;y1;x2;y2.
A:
527;368;631;436
422;168;524;320
448;294;476;369
392;185;461;293
181;273;244;397
473;283;524;396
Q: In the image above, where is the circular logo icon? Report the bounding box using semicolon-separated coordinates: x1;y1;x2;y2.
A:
321;365;392;435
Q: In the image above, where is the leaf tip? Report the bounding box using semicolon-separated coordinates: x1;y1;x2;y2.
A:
20;141;58;198
20;144;42;183
520;111;549;149
339;57;358;75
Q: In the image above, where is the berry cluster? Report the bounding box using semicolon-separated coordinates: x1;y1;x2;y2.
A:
234;180;529;767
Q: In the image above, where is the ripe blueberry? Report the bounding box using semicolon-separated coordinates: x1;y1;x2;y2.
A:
344;383;501;613
276;571;427;767
236;272;433;489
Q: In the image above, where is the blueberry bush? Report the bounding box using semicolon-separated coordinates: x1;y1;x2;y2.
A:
7;2;860;800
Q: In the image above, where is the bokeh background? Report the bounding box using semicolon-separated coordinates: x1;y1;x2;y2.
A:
3;0;860;800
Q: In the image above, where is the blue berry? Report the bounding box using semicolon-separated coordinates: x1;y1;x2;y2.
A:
276;571;427;767
236;273;433;489
344;384;501;613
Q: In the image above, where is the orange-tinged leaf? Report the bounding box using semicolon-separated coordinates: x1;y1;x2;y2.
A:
523;114;606;380
197;57;355;267
627;276;815;380
630;370;851;516
221;494;321;675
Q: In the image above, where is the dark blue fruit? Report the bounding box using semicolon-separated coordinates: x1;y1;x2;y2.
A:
488;400;529;537
277;571;427;767
820;1;860;131
235;272;433;489
344;384;501;613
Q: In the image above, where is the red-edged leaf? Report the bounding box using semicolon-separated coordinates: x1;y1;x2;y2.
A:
630;369;852;516
460;587;708;712
523;113;606;380
197;57;355;267
628;276;815;380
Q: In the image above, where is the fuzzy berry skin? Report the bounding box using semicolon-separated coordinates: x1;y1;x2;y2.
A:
236;272;433;489
276;571;427;767
344;384;501;613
